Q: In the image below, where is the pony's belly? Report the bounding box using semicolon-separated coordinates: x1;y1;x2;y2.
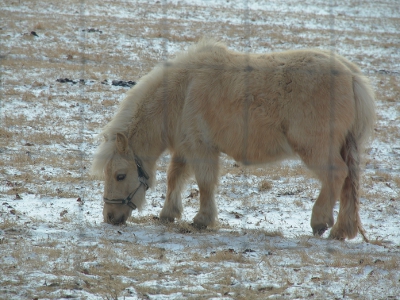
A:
218;130;294;165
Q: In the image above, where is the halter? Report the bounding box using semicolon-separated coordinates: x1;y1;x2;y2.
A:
103;156;149;210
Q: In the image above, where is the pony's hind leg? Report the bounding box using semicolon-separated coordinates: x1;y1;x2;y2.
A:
191;151;219;228
159;153;191;222
309;155;348;237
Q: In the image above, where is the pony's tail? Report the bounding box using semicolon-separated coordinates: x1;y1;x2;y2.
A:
331;74;375;241
335;132;368;241
351;74;376;149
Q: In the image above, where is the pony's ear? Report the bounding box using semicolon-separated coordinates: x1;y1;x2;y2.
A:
115;132;129;154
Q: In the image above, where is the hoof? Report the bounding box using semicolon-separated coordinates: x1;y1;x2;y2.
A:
159;204;182;223
159;216;175;223
328;233;345;241
312;224;328;237
191;222;207;230
328;225;346;241
193;212;216;229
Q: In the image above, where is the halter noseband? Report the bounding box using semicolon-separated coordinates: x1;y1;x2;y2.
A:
103;156;149;210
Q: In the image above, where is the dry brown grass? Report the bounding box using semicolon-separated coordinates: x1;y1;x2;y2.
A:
0;214;18;230
258;180;273;191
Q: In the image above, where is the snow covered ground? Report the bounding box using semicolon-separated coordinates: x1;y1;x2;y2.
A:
1;0;399;299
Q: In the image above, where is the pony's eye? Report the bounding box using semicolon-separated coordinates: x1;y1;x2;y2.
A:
116;174;126;181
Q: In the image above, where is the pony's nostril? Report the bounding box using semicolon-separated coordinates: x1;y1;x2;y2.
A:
106;213;114;223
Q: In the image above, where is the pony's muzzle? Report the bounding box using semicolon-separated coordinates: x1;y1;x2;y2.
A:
102;204;132;225
104;212;126;225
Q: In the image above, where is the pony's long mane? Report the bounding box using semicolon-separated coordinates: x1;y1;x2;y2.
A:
90;65;164;178
90;38;227;178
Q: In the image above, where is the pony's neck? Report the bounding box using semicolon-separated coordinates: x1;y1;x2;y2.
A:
128;66;180;186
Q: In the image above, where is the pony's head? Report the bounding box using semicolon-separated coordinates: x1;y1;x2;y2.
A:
94;132;148;225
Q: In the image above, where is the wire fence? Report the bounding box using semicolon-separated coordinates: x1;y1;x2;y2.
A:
1;0;399;298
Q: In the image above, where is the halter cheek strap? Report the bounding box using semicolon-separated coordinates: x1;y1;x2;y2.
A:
103;155;149;209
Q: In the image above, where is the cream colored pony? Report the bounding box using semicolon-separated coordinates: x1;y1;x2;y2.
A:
91;39;375;241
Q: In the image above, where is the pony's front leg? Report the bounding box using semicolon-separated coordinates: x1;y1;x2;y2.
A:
192;153;219;228
160;154;190;222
